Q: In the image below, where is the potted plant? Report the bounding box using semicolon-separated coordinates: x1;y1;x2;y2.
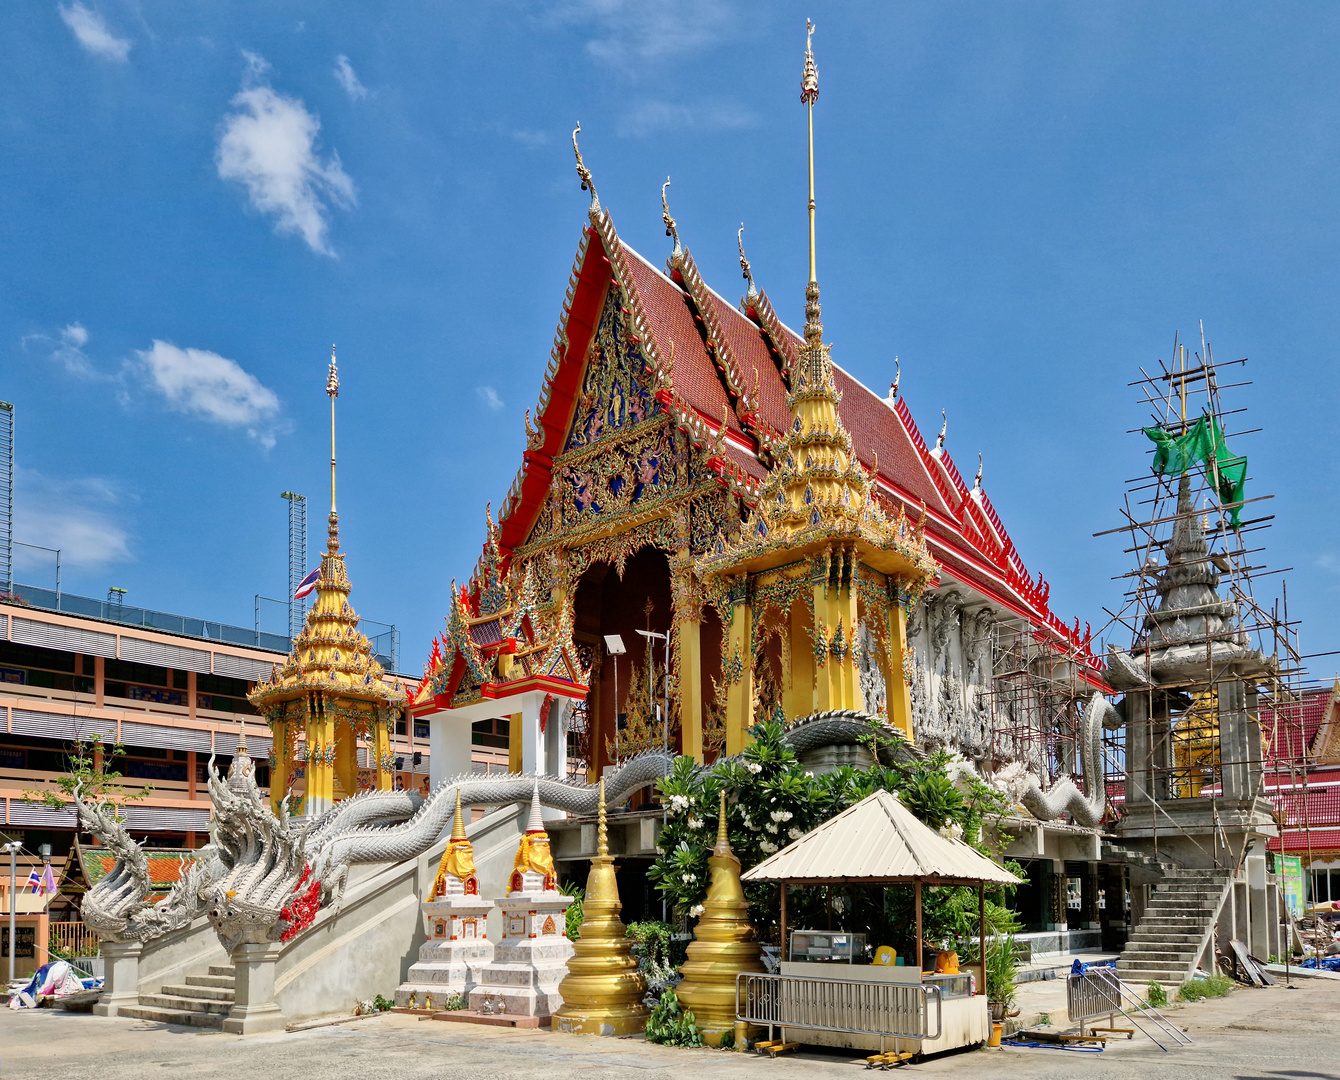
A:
985;933;1019;1024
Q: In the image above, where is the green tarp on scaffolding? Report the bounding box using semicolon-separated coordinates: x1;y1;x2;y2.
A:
1143;412;1248;529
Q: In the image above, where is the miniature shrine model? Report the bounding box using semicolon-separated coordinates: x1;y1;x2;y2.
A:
395;791;494;1009
741;790;1021;1062
467;786;574;1021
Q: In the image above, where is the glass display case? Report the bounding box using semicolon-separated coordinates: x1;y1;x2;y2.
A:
923;971;974;999
788;930;867;964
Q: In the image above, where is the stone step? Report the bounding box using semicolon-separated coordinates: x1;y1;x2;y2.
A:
1129;932;1205;946
159;982;234;1003
1121;946;1197;962
1150;890;1224;901
138;993;232;1015
209;965;236;978
186;974;235;990
118;1004;225;1028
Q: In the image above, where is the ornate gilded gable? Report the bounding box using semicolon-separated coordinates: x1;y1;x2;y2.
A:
564;287;661;453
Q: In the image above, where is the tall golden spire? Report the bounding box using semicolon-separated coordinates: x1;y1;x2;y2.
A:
801;19;820;293
326;344;340;552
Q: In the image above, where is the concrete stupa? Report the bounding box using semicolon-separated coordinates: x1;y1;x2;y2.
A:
553;779;649;1035
395;790;494;1009
468;783;574;1019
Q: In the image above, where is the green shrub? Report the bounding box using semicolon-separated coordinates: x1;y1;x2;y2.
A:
559;881;584;940
627;921;677;985
1146;981;1167;1008
1177;975;1233;1002
985;934;1019;1007
372;994;396;1012
645;989;704;1047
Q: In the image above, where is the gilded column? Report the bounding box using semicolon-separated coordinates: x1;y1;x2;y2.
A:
811;551;836;712
784;597;814;720
724;576;754;756
835;548;860;710
509;711;523;774
269;719;290;814
672;559;704;761
306;695;335;817
885;587;915;741
372;714;393;791
334;718;358;798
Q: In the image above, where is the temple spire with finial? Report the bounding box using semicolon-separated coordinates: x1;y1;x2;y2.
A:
661;177;682;263
738;223;759;306
327;344;340;552
572;123;599;214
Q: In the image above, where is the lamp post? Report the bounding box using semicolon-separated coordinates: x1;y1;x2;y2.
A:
2;839;19;987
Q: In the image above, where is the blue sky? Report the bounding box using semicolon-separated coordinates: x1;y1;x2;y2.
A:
4;2;1337;680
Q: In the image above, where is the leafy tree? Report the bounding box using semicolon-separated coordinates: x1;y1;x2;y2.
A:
647;721;1023;960
23;734;153;816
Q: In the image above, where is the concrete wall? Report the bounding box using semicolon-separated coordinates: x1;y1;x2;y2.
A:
271;799;530;1023
136;916;228;994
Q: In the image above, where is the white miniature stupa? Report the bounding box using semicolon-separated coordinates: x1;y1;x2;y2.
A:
467;782;574;1019
394;790;494;1009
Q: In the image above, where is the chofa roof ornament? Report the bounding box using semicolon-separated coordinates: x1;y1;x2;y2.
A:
572;122;599;215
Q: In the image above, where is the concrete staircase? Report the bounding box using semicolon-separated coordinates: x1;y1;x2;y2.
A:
1115;868;1233;988
119;964;235;1028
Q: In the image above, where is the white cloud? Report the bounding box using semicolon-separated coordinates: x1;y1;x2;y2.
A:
58;2;131;62
333;55;368;101
476;386;504;411
135;340;282;446
618;98;756;138
551;0;736;76
216;59;356;256
21;321;105;378
14;469;132;572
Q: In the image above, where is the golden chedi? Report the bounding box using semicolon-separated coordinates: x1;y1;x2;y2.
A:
675;792;764;1046
554;780;649;1035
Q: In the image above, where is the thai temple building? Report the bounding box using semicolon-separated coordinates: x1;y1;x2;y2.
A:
409;32;1106;942
410;150;1102;781
251;349;406;816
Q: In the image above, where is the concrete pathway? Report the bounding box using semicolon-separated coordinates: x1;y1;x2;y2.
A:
2;978;1336;1080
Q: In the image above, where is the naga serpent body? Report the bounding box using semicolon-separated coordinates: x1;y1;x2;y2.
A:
78;712;922;946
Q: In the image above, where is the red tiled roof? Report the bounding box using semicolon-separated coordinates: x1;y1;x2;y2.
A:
485;213;1100;674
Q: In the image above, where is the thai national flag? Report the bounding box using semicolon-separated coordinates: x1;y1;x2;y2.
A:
25;869;40;894
41;865;57;896
293;568;321;600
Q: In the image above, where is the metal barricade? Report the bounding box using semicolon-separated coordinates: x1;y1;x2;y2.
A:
736;971;942;1042
1067;968;1121;1024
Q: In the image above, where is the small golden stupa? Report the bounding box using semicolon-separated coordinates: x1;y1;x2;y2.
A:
553;780;649;1036
675;792;764;1047
431;790;479;898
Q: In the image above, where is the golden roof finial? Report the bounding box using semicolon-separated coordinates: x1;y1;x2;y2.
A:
738;223;758;305
597;777;608;858
572;122;600;214
327;344;340;552
451;788;467;842
661;177;681;262
800;19;821;343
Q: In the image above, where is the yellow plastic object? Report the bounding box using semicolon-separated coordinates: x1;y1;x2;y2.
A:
873;945;897;966
988;1022;1002;1048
